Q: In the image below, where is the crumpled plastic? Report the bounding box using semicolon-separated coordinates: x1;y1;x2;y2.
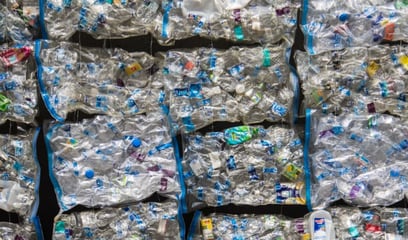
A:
35;40;161;121
182;125;304;211
0;0;39;45
43;0;153;40
305;110;408;209
328;207;408;239
46;113;181;212
53;201;182;240
0;128;40;218
152;0;300;45
42;0;299;45
296;45;408;118
156;43;297;133
0;44;38;124
189;207;408;239
301;0;408;55
0;221;38;240
188;211;303;240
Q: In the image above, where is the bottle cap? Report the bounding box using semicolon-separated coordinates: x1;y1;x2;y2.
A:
85;169;94;179
339;13;350;22
132;138;142;148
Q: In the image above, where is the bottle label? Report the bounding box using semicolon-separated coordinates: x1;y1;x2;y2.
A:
313;218;328;239
125;62;143;76
201;218;215;240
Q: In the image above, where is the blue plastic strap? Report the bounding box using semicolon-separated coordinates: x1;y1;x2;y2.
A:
39;0;48;39
31;127;44;240
34;40;65;122
162;1;172;38
177;196;186;240
301;0;315;54
172;134;187;213
187;211;202;240
158;99;186;213
45;123;69;211
284;47;300;124
304;109;312;211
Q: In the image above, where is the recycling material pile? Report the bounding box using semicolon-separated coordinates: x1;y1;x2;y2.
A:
1;0;408;239
155;44;298;133
43;0;299;45
188;207;408;239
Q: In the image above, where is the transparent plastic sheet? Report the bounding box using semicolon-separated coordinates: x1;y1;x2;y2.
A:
301;0;408;55
45;113;181;212
42;0;155;40
0;0;39;45
0;43;38;124
152;0;300;46
53;201;183;239
34;40;161;121
188;208;408;239
182;125;304;211
0;221;38;240
155;43;296;133
304;109;408;210
295;45;408;118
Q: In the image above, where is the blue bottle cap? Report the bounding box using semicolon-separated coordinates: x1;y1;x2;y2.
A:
132;138;142;148
339;13;350;22
390;170;400;178
85;169;94;179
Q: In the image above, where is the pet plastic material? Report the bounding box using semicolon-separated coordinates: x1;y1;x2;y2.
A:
0;44;38;124
46;113;181;211
301;0;408;55
187;211;304;240
153;0;300;45
0;222;38;240
156;44;297;133
42;0;153;40
0;128;40;218
41;0;299;45
188;207;408;239
182;125;304;211
0;0;39;45
296;45;408;119
34;40;160;121
53;201;183;239
304;109;408;210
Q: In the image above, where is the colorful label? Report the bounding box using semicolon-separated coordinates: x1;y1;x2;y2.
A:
224;126;259;145
201;218;215;240
125;62;143;76
399;55;408;70
282;163;302;181
367;61;380;77
313;218;327;240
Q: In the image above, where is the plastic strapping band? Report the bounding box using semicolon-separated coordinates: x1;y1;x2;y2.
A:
32;127;44;240
285;47;300;124
304;108;312;211
39;0;48;39
177;196;186;240
34;40;65;122
301;0;315;54
187;211;201;240
162;1;172;38
160;100;187;213
45;123;69;211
